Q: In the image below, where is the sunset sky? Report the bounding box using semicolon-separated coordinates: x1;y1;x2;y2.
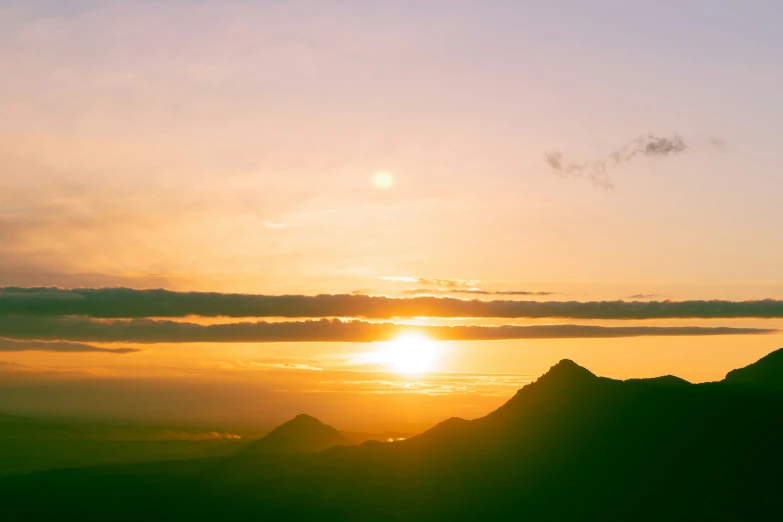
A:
2;0;783;430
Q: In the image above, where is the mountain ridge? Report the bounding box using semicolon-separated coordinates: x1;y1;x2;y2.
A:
2;348;782;521
724;348;783;391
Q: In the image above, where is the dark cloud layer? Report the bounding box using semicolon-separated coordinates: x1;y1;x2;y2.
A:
0;316;772;344
0;337;138;354
3;287;783;320
545;133;697;188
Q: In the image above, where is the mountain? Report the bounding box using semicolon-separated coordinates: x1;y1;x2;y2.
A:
240;414;353;456
1;349;782;521
724;348;783;391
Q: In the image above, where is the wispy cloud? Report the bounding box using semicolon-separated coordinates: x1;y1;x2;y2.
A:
627;294;663;300
415;278;481;288
379;276;420;283
403;288;554;296
383;276;552;296
707;137;727;151
248;362;324;371
545;133;715;188
0;337;138;354
273;371;535;397
291;378;526;396
381;276;480;287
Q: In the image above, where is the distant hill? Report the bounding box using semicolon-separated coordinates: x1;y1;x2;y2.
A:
2;348;782;521
240;414;353;456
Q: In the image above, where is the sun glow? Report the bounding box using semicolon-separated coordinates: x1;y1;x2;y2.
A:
385;333;438;374
372;171;394;189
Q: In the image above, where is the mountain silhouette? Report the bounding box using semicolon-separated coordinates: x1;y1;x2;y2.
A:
724;348;783;391
240;414;353;456
2;349;782;521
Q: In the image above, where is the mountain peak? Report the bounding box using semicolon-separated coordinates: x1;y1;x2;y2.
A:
551;359;584;370
292;413;321;423
540;359;596;382
241;414;353;456
484;359;598;421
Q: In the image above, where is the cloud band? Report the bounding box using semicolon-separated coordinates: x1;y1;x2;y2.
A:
0;316;773;343
3;288;783;320
0;337;138;353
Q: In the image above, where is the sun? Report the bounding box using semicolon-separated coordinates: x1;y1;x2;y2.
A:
372;171;394;189
385;333;438;374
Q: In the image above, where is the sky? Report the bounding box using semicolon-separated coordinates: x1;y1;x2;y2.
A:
1;0;783;430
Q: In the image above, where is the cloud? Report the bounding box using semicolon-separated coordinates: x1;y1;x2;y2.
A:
546;133;700;188
297;374;532;396
491;290;555;296
708;137;727;151
379;276;419;283
626;294;663;299
0;316;772;343
249;362;324;371
403;288;555;296
385;277;555;297
0;337;138;354
3;287;783;320
415;278;480;288
381;277;479;287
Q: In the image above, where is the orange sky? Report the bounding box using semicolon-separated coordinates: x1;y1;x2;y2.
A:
1;1;783;430
3;327;781;430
